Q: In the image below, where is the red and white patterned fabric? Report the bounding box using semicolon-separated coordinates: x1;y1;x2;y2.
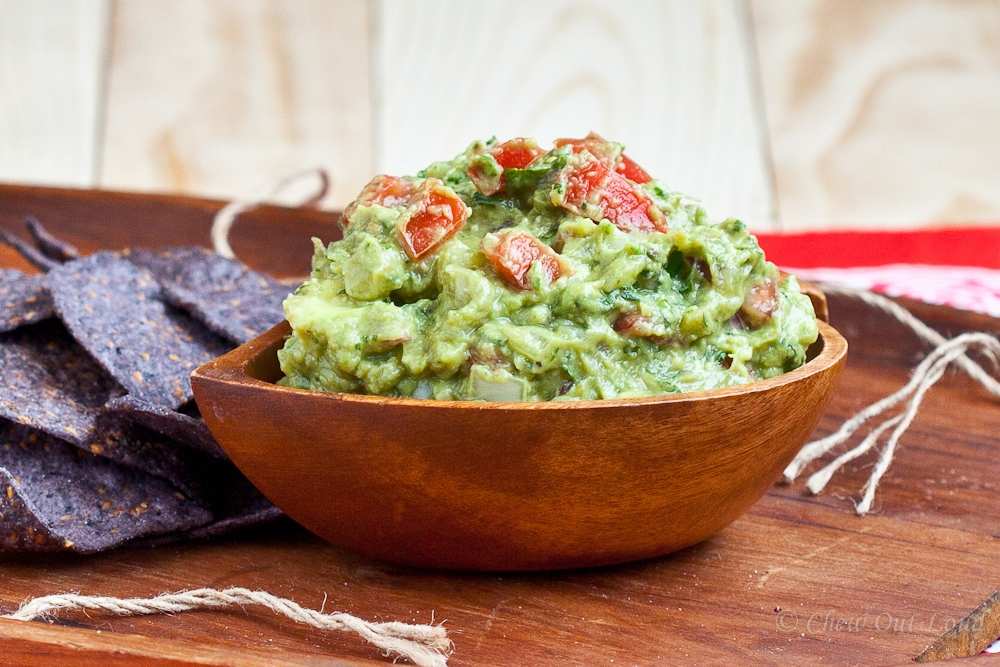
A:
782;264;1000;317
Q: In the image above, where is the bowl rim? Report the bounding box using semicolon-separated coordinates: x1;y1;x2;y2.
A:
194;318;847;412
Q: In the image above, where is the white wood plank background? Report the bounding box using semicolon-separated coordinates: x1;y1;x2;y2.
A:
2;0;999;230
99;0;373;209
751;0;1000;230
0;0;110;187
372;0;774;228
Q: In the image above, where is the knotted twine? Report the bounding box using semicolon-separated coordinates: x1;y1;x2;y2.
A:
783;284;1000;514
1;587;452;667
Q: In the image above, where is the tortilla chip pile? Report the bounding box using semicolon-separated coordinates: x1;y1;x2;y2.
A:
0;218;290;553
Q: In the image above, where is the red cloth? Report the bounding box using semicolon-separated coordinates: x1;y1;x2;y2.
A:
755;227;1000;269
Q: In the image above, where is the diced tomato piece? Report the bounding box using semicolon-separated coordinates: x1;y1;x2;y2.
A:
490;138;545;169
554;132;652;184
598;170;666;233
612;312;671;346
618;154;652;184
552;154;667;234
556;152;605;210
481;230;569;290
739;277;779;329
554;134;621;170
467;138;546;195
343;175;415;225
396;179;469;261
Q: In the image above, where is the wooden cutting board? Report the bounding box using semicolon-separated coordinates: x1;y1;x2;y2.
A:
0;185;998;666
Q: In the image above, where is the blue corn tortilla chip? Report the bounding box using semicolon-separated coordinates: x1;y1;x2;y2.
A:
124;246;227;285
0;241;284;552
183;502;283;539
0;230;58;272
126;246;288;344
0;421;213;553
24;215;80;262
136;500;284;548
0;320;120;446
161;282;286;345
118;430;279;549
0;269;54;332
89;412;224;498
0;322;229;503
90;414;239;501
105;394;226;459
48;252;231;410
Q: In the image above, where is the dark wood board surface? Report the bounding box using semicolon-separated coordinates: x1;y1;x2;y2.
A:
0;184;998;666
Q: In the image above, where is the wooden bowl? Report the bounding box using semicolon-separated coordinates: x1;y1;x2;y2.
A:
192;319;846;571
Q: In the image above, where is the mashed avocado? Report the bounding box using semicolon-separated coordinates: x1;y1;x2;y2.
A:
278;135;818;401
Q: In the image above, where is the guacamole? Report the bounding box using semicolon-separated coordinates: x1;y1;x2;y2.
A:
278;135;818;401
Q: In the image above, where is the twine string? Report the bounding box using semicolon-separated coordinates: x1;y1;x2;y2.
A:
211;168;330;259
782;339;942;483
783;329;998;483
856;338;992;513
805;414;904;496
821;284;1000;394
2;587;451;667
784;283;1000;515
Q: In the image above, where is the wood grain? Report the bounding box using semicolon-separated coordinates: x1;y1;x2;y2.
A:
751;0;1000;230
0;0;110;187
99;0;373;209
0;187;999;663
0;618;369;667
372;0;777;230
0;183;341;279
